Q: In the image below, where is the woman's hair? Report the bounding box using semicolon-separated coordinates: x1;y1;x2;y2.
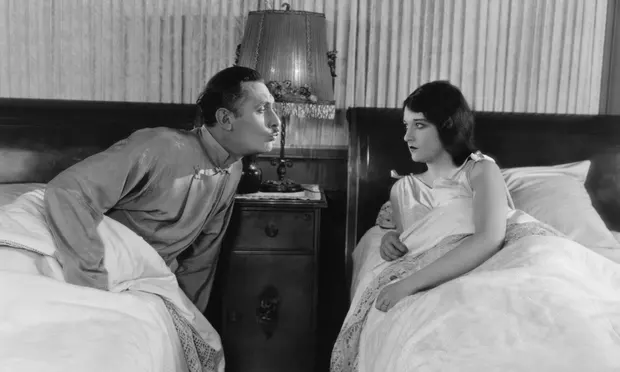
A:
196;66;263;127
403;80;477;165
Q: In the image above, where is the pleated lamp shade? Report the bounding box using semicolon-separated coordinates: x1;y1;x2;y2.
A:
237;8;335;120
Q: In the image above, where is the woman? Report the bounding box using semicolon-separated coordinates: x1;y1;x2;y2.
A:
331;81;620;372
375;80;514;312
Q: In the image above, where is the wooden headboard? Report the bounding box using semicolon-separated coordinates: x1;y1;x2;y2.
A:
0;98;196;183
345;107;620;286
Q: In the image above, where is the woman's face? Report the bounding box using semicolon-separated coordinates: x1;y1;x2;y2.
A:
402;108;445;163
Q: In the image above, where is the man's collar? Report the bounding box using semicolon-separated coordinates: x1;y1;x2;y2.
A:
195;126;239;170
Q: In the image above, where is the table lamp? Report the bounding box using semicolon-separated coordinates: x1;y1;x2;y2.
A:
236;3;336;193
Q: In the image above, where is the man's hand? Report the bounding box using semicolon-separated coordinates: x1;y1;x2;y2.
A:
380;230;408;261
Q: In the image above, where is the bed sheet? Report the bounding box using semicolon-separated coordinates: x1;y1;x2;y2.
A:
338;210;620;372
0;265;187;372
351;225;620;299
0;184;224;372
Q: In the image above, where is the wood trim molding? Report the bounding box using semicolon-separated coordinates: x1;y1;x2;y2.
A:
344;109;360;295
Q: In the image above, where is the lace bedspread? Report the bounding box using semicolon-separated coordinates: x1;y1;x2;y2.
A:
330;221;561;372
162;300;224;372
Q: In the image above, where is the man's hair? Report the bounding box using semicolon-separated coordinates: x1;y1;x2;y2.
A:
196;66;263;127
403;80;477;165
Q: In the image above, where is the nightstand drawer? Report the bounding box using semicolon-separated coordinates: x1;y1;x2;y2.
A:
232;209;315;252
221;253;315;372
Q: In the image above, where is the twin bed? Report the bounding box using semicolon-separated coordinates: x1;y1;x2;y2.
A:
334;108;620;371
0;98;222;372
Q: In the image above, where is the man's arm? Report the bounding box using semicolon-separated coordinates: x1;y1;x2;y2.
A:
44;130;163;289
175;199;236;313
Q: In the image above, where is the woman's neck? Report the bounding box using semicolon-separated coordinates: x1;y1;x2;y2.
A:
424;151;459;180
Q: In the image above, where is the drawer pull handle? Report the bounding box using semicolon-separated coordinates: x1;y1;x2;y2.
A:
256;285;280;339
264;223;279;238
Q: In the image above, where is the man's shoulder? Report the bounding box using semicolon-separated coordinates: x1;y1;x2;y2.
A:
127;127;195;149
129;126;188;140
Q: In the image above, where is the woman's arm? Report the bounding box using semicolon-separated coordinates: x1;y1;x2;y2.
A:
376;160;508;310
404;160;507;291
390;184;405;234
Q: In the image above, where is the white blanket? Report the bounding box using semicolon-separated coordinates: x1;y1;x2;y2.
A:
0;189;225;372
333;216;620;372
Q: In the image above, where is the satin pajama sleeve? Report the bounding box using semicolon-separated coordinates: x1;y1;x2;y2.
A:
43;130;165;290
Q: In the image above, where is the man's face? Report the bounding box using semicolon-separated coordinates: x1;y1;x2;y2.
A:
228;81;281;156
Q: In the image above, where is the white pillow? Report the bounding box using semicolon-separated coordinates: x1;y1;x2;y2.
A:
502;160;620;250
0;183;46;206
0;189;177;289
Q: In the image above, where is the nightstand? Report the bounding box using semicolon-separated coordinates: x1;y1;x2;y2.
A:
208;188;327;372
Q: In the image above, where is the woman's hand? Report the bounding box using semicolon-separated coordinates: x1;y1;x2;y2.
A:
380;230;408;261
375;279;413;312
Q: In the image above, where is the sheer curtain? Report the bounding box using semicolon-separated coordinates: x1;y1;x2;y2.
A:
334;0;607;114
0;0;609;146
0;0;254;104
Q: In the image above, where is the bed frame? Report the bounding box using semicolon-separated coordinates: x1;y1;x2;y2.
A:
345;107;620;289
0;97;196;184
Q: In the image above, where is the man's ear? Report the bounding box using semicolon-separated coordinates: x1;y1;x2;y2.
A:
215;108;234;131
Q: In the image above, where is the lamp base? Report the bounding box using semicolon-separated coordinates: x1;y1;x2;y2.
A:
260;179;303;193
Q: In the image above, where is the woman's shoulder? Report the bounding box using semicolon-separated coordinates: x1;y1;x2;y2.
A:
390;171;415;191
460;151;503;188
462;151;499;175
469;150;497;164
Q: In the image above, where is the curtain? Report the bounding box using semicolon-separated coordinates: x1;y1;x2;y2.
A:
0;0;258;103
336;0;608;114
0;0;609;146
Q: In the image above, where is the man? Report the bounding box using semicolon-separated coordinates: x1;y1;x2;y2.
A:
43;66;280;312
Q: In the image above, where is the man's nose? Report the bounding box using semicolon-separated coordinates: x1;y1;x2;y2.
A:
268;112;281;130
